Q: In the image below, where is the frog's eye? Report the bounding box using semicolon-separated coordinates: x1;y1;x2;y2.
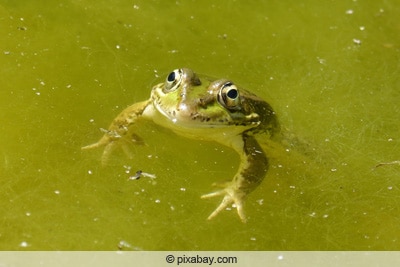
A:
164;69;183;92
218;82;240;110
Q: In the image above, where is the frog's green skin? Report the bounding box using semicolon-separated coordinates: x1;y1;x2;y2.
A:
82;68;279;222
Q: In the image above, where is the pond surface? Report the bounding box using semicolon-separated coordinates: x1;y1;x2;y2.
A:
1;0;400;250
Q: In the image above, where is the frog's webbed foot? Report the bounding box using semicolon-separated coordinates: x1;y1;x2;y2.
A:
82;128;144;165
201;183;247;223
82;100;151;165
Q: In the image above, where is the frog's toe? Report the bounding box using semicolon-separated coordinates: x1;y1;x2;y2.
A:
100;142;117;165
81;141;104;151
201;188;247;223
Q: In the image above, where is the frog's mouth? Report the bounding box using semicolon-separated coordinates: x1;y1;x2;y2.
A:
153;101;204;126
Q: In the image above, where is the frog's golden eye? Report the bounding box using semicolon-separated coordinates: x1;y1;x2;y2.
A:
164;69;183;92
218;82;241;110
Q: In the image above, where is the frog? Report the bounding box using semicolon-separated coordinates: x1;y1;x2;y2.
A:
82;68;280;223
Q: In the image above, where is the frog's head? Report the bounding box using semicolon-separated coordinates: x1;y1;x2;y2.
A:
150;68;263;129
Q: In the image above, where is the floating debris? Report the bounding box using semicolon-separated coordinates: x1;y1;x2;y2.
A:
128;170;156;180
375;161;400;168
345;9;354;15
353;38;362;45
19;241;29;248
117;240;141;251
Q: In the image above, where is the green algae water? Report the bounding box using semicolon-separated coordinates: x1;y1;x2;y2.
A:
1;0;400;250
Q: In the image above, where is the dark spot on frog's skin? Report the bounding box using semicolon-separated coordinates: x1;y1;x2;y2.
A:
191;113;200;120
190;113;211;122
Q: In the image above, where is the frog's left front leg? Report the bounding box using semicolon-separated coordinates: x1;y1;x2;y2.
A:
201;134;268;223
82;100;152;165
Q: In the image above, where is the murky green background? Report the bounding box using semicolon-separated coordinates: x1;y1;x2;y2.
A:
1;0;400;250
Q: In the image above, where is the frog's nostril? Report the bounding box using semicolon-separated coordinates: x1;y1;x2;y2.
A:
192;76;201;86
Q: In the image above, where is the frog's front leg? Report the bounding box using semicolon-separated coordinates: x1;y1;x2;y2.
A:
201;134;268;223
82;100;152;165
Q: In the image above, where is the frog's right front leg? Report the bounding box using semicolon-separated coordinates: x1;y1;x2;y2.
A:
82;99;152;165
